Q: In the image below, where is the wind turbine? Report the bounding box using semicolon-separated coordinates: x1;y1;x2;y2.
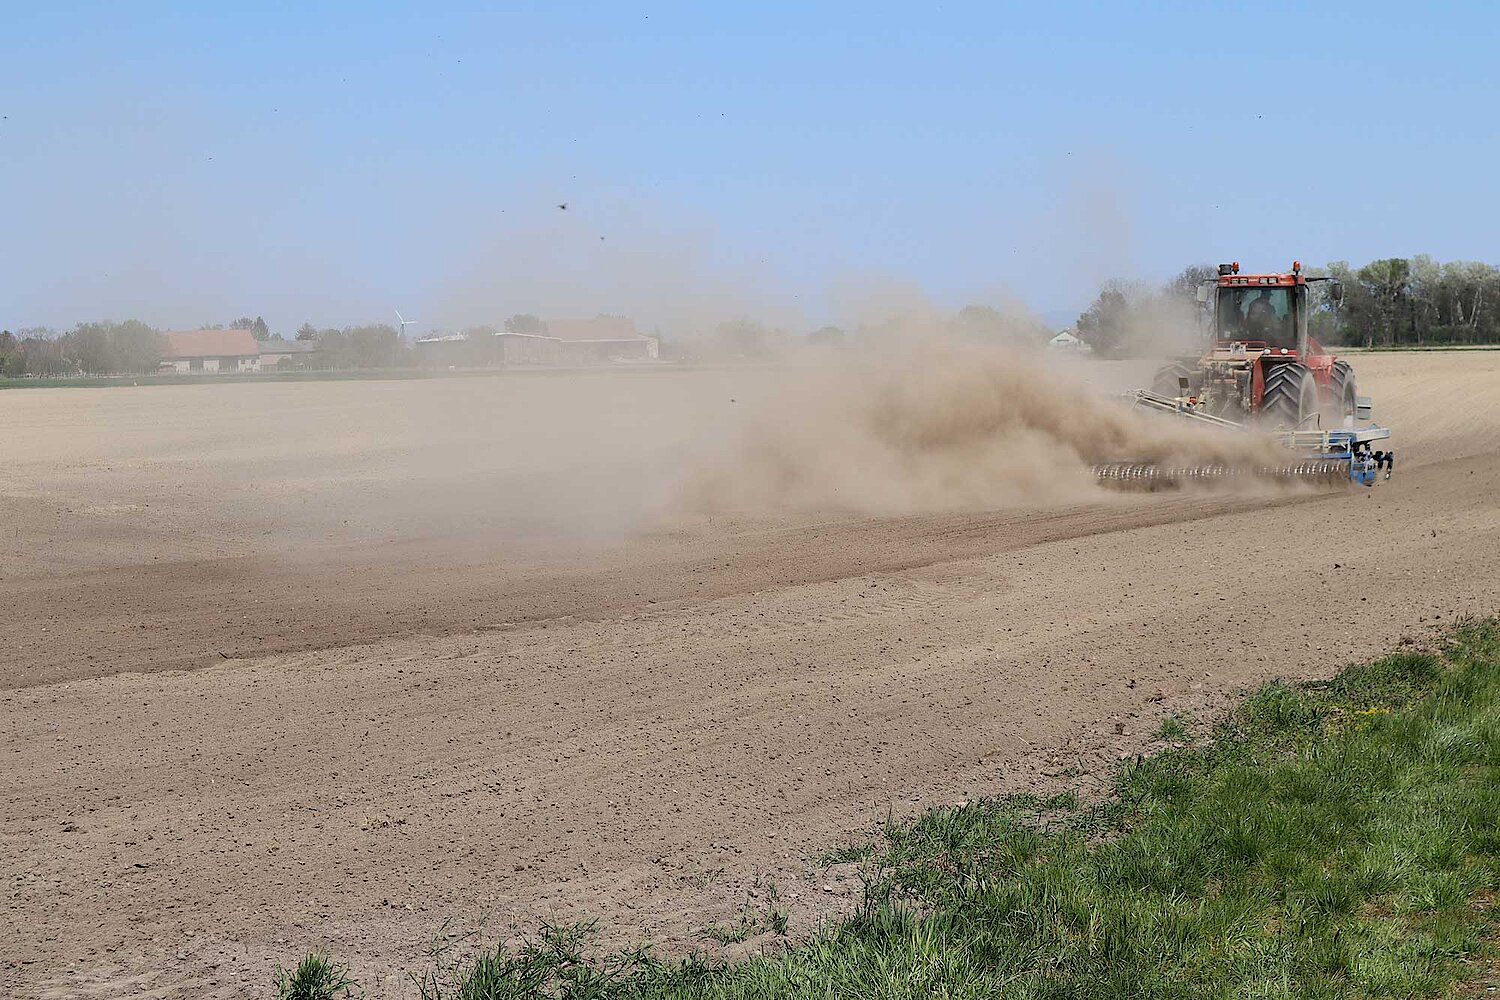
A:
394;309;418;340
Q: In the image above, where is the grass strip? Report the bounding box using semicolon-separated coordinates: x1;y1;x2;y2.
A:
278;622;1500;999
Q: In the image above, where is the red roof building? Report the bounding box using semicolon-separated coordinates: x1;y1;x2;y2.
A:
159;329;263;374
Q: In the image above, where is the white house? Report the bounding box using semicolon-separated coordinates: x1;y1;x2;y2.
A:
1047;330;1089;352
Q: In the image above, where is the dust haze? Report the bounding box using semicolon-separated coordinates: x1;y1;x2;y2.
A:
681;334;1284;516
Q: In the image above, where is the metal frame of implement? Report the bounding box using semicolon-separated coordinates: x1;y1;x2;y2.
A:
1094;389;1395;488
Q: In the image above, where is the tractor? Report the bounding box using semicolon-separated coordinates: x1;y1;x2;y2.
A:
1151;262;1360;430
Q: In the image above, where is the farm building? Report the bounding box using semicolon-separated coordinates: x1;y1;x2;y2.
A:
1047;329;1089;352
496;332;562;364
415;331;564;366
257;338;320;370
413;318;659;368
413;334;470;367
158;329;262;373
545;316;659;362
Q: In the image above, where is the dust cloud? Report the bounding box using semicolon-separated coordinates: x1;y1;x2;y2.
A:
432;196;809;340
682;336;1284;515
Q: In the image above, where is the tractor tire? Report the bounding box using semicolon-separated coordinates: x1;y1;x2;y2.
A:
1152;362;1197;397
1259;362;1318;430
1325;360;1358;426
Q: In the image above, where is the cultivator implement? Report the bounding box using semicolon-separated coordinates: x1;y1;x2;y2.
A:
1096;389;1395;491
1094;458;1353;489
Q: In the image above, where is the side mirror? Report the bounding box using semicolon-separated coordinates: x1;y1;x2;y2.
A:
1329;280;1345;304
1195;284;1211;304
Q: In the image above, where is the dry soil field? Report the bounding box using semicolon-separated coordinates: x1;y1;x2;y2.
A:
3;351;1499;998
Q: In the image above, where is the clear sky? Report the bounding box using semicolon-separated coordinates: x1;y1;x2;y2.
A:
3;1;1497;335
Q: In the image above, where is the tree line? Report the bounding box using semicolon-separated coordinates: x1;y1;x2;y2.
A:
1073;255;1500;357
0;321;167;377
1;315;615;376
11;258;1492;377
1325;256;1500;347
0;318;410;376
293;324;408;369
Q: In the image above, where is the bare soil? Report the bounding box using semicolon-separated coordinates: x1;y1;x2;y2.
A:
3;352;1498;998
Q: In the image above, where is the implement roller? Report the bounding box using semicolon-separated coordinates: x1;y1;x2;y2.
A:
1097;388;1395;490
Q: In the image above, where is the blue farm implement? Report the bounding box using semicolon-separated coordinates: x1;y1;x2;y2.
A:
1095;387;1395;490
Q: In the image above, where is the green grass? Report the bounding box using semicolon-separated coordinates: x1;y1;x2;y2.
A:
817;841;878;866
1154;713;1192;741
273;952;361;999
700;882;790;945
279;622;1500;998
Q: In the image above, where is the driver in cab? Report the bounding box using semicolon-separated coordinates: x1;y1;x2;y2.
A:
1246;290;1279;340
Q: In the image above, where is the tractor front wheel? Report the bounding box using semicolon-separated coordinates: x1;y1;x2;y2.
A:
1259;362;1318;430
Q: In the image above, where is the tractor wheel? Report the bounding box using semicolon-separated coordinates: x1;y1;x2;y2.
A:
1259;362;1318;429
1325;360;1358;426
1152;362;1197;397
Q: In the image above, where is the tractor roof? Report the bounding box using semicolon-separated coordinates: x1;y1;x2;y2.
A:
1216;261;1308;287
1218;272;1306;287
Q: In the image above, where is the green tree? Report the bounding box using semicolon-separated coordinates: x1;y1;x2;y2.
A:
310;329;345;368
321;324;407;369
1074;283;1134;358
110;320;167;373
713;318;770;359
295;323;318;342
503;314;546;334
252;316;270;341
1436;260;1500;343
1355;258;1412;348
19;335;69;375
57;320;164;374
1164;264;1217;301
0;330;18;377
951;304;1007;342
463;326;500;366
62;322;118;373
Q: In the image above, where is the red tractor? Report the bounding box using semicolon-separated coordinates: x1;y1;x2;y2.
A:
1152;262;1359;429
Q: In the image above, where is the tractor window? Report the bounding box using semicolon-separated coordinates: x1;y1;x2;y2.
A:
1217;286;1294;347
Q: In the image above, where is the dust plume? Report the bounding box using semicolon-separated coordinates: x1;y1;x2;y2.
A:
431;194;809;340
684;337;1284;515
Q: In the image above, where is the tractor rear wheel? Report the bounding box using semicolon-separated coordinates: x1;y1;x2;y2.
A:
1260;362;1317;429
1326;360;1358;425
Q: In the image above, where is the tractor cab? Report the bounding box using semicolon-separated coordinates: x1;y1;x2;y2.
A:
1121;259;1389;484
1170;262;1354;428
1202;262;1313;356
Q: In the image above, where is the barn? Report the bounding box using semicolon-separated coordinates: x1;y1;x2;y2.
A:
257;338;320;370
159;329;263;373
414;318;660;368
545;317;659;362
495;332;562;364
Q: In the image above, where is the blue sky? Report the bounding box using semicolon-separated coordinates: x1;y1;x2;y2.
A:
3;1;1497;335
